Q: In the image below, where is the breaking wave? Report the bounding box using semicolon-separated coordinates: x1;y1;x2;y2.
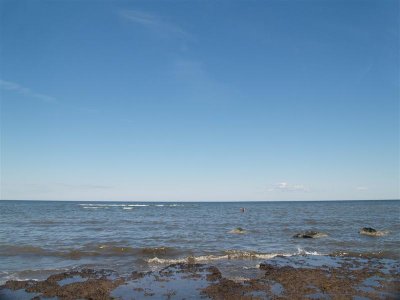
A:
79;203;183;209
146;250;289;265
2;244;397;262
330;250;400;259
296;247;324;256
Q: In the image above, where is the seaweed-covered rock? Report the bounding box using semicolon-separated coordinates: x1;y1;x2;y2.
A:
2;269;124;300
359;227;387;236
229;227;246;234
293;231;327;238
361;227;376;233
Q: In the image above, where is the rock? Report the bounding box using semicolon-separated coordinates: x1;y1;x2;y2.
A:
2;269;124;300
206;266;222;281
229;227;246;234
361;227;376;233
293;231;327;238
359;227;387;236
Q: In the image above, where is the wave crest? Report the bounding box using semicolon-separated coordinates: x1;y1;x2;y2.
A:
146;251;281;265
79;203;182;209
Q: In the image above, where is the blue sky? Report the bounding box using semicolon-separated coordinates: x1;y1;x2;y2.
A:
0;0;398;201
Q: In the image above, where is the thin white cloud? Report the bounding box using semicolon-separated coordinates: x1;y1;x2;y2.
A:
169;58;231;104
356;186;368;191
0;79;57;103
172;59;207;80
120;10;158;26
119;9;193;41
57;183;113;190
268;182;309;192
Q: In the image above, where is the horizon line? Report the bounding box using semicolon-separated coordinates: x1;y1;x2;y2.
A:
0;199;399;202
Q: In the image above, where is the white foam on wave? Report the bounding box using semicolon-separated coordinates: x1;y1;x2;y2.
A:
146;256;235;264
146;248;328;265
146;251;280;265
296;247;324;256
95;204;127;207
0;268;69;285
83;206;102;209
79;203;182;208
0;274;39;285
123;207;133;210
80;204;126;207
224;250;279;260
147;257;187;264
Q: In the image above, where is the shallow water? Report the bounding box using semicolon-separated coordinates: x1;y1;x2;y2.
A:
0;200;399;283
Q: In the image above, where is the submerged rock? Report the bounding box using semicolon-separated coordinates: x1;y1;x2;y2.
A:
229;227;246;234
293;231;327;238
359;227;387;237
206;266;222;282
361;227;377;233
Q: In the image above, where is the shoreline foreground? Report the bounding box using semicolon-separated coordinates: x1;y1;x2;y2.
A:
1;254;399;299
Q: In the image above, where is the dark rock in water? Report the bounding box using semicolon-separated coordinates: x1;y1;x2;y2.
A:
229;227;246;234
206;266;222;282
359;227;386;236
293;231;327;238
361;227;376;233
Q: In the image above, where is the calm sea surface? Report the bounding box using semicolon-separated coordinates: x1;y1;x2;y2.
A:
0;200;399;283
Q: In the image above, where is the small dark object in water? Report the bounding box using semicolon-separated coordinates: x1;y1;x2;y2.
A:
240;208;245;213
293;231;327;238
361;227;376;233
359;227;386;236
229;227;246;234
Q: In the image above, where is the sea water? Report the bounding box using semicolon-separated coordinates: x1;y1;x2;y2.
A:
0;200;399;283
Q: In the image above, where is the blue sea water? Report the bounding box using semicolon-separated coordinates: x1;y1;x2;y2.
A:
0;200;399;284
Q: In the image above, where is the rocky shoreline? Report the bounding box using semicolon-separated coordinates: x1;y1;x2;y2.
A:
1;254;399;299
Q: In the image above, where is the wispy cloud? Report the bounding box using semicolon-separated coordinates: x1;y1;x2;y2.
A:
173;59;205;77
119;9;193;41
169;58;232;104
0;79;57;103
56;183;113;190
356;186;368;191
268;182;309;192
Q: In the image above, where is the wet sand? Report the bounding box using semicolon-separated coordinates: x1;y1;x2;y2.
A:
1;255;399;299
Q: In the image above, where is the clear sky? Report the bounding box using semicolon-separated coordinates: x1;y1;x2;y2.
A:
0;0;398;201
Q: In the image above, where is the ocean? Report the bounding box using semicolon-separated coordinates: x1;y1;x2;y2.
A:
0;200;399;285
